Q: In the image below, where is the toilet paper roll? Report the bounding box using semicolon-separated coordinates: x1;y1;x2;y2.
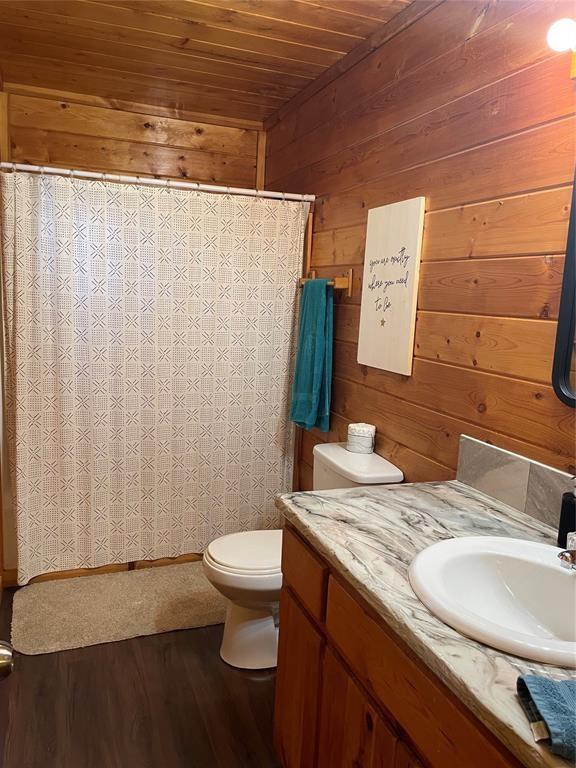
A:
346;423;376;454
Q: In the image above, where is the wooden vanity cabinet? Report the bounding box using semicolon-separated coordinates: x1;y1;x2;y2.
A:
317;648;397;768
274;587;325;768
394;743;424;768
275;525;523;768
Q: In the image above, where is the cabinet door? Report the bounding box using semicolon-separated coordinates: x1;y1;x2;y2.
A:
318;648;397;768
274;587;324;768
326;577;519;768
394;742;424;768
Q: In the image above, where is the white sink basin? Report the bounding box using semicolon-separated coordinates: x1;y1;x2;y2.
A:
409;536;576;668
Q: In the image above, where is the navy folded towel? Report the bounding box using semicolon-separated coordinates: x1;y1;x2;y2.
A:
517;675;576;761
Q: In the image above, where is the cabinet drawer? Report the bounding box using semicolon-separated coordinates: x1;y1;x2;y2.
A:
326;577;520;768
281;526;328;622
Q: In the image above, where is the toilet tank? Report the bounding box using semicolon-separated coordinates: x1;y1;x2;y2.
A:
312;443;403;490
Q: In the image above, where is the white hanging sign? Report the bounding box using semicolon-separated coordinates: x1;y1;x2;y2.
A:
357;197;425;375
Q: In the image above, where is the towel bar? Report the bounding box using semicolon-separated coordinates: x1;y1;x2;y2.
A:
299;268;353;298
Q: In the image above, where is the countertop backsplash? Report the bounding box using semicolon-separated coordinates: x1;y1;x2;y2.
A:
456;436;574;529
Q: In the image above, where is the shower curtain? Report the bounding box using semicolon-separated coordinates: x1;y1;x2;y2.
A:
0;172;308;584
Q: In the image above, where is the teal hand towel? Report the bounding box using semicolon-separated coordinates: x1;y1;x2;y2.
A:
290;279;333;432
517;675;576;760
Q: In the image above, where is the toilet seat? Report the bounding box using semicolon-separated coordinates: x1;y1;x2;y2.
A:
203;549;282;583
205;529;282;575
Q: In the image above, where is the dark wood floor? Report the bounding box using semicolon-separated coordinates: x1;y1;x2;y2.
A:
0;589;280;768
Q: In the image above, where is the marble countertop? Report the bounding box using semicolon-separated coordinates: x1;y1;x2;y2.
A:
276;480;576;768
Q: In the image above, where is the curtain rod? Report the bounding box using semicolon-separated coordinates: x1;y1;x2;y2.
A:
0;163;315;203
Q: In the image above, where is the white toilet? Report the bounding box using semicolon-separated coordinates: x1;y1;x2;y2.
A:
203;529;282;670
203;442;403;669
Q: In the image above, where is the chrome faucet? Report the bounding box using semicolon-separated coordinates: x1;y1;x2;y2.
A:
558;531;576;570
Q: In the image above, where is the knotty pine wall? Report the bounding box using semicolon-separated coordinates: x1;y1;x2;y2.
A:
0;83;264;187
0;81;264;584
266;0;576;487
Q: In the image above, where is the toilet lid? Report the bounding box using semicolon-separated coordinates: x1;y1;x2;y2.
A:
206;529;282;572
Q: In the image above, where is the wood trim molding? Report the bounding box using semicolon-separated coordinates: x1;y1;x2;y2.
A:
264;0;443;131
2;552;203;586
133;553;202;569
256;129;266;188
2;563;128;587
0;91;9;162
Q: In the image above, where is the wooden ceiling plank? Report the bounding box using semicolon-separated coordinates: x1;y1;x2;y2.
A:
0;0;416;127
0;58;277;121
265;0;442;130
305;0;411;23
7;0;341;67
4;83;265;130
0;33;295;102
0;21;311;90
88;0;364;50
195;0;388;37
0;51;285;107
0;3;326;78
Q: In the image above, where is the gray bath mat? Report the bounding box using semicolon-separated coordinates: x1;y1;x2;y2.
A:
11;561;226;655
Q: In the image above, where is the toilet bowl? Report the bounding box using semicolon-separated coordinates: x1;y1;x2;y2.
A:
203;529;282;670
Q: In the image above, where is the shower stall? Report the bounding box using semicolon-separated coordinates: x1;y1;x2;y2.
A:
0;165;311;584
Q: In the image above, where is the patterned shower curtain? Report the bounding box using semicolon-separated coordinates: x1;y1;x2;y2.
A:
0;172;308;584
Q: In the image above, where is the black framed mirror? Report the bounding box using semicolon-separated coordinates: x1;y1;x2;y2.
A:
552;176;575;408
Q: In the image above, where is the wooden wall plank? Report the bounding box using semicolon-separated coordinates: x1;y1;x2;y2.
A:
315;117;575;232
300;430;324;470
267;3;571;182
418;255;564;320
336;307;558;384
269;55;574;196
333;341;574;458
423;187;572;261
334;304;361;344
10;94;258;156
310;254;565;320
299;461;314;492
331;377;574;475
314;188;572;268
10;126;257;186
265;0;442;135
312;226;366;266
266;0;575;482
414;312;557;383
4;82;264;131
266;0;531;153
